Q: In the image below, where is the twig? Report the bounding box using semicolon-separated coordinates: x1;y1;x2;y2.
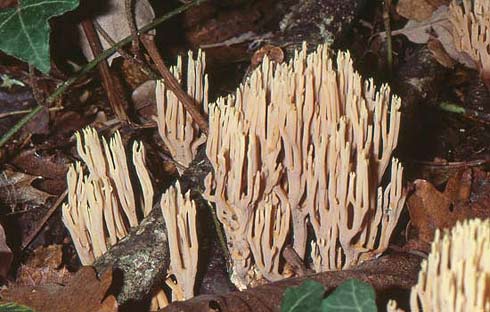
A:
81;19;130;122
0;107;63;119
407;157;490;168
21;190;68;250
383;0;393;74
93;21;159;80
140;34;209;135
0;0;206;149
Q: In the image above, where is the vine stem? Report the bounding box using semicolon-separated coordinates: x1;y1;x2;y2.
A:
383;0;393;74
0;0;206;148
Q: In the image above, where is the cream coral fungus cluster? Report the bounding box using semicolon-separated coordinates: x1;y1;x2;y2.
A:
155;50;208;173
449;0;490;82
410;218;490;312
204;43;405;288
62;127;153;265
62;127;199;310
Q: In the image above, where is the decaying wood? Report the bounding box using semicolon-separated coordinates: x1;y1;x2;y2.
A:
267;0;364;56
393;46;450;115
161;252;423;312
93;205;169;306
393;46;451;161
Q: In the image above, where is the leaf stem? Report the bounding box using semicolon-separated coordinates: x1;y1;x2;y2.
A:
0;0;205;148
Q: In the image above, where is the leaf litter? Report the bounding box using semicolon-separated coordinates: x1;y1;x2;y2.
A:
1;0;490;311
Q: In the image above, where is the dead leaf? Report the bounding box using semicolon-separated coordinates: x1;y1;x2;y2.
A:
396;0;449;21
26;245;63;268
391;5;449;44
16;265;73;288
163;253;422;312
10;149;69;195
389;5;476;69
16;245;72;287
407;168;490;244
251;45;284;68
0;169;53;209
79;0;155;64
10;149;68;180
427;38;455;68
3;267;117;312
0;0;17;9
132;80;157;120
0;224;12;278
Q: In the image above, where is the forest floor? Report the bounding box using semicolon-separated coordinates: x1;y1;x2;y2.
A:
0;0;489;311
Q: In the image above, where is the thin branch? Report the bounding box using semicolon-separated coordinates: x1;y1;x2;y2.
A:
81;19;129;122
140;34;209;135
0;0;206;149
21;189;68;250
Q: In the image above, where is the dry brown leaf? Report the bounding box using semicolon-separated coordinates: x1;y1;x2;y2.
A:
163;253;421;312
16;245;72;287
10;149;68;181
16;266;73;288
407;168;490;244
0;224;12;278
390;5;476;69
79;0;155;64
3;267;117;312
391;5;449;44
132;80;156;119
251;44;284;68
427;38;455;68
26;245;63;268
0;169;53;208
10;149;69;195
396;0;449;21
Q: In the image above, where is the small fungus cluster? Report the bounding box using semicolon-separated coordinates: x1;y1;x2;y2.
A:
62;128;198;309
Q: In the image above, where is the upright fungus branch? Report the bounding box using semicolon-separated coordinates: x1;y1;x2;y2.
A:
411;219;490;312
155;50;208;172
62;127;153;265
449;0;490;84
160;182;199;301
205;43;405;288
248;193;291;282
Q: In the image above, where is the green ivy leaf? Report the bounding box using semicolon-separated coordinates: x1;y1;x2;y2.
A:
0;302;35;312
0;0;80;73
321;279;377;312
281;280;325;312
